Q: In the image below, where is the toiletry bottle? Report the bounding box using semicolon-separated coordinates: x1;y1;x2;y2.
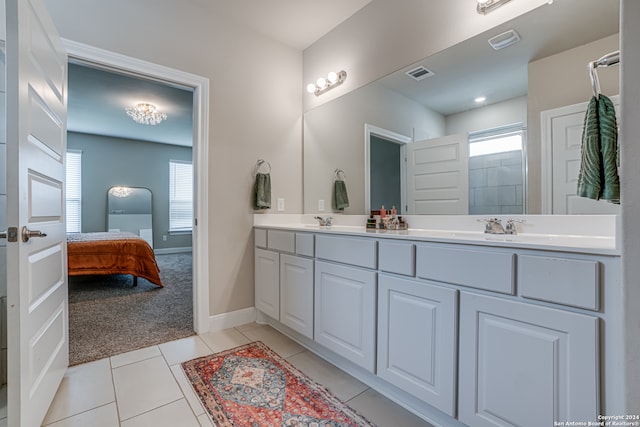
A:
380;205;386;218
391;205;397;216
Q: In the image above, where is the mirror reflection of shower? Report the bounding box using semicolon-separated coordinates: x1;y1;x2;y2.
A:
107;186;154;248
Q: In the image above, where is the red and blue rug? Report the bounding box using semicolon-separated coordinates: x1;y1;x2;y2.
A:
181;341;375;426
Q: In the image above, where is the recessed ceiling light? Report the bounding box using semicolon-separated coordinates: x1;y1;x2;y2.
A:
475;96;486;103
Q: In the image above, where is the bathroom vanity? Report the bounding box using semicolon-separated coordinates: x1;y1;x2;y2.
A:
254;216;621;427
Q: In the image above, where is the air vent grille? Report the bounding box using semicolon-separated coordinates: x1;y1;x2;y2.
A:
488;29;521;51
405;66;434;81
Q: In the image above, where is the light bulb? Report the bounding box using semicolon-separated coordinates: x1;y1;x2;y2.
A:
327;71;338;84
316;77;327;89
306;83;317;94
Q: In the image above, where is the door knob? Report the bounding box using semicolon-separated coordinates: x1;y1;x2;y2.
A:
21;226;47;242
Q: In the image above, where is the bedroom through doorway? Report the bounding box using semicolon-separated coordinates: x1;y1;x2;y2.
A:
65;50;204;366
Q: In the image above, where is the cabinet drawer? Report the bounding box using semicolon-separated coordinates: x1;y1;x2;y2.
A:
315;235;377;269
267;230;295;253
379;240;415;276
518;255;600;311
295;233;314;257
416;245;514;294
255;228;267;248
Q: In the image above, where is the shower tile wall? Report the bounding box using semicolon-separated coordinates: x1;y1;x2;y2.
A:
469;150;523;215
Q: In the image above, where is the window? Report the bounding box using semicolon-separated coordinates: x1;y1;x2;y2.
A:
169;160;193;232
66;150;82;233
468;124;524;157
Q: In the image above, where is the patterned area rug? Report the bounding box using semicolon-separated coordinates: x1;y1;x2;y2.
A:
182;341;376;427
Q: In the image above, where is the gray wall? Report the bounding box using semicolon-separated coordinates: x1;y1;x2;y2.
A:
68;131;192;251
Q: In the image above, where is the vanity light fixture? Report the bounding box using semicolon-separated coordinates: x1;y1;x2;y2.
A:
125;102;167;125
477;0;513;15
306;70;347;96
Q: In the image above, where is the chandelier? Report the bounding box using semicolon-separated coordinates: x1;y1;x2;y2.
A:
109;186;132;198
125;103;167;125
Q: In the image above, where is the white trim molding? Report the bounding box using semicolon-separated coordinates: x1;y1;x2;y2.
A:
63;39;211;334
209;307;257;332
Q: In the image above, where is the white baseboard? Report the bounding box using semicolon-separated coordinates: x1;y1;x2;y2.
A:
154;247;192;255
208;307;257;332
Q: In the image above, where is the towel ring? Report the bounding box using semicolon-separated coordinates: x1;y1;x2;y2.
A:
256;159;271;174
334;169;346;180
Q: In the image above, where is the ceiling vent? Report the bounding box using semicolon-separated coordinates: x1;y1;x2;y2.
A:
488;29;521;50
405;66;434;81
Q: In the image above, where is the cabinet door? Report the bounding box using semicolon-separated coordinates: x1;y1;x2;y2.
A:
314;261;377;372
459;292;599;427
377;275;458;416
280;254;314;339
255;248;279;319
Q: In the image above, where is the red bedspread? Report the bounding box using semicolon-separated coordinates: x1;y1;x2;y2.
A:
67;232;162;287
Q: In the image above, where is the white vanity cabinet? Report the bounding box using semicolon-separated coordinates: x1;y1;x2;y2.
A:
458;292;599;427
314;260;377;372
254;248;280;319
254;225;618;427
377;274;458;416
279;254;314;338
254;229;315;339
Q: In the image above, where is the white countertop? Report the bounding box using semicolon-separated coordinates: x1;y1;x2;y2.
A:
254;214;620;256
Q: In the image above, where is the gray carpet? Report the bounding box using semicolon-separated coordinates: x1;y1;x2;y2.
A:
68;253;195;366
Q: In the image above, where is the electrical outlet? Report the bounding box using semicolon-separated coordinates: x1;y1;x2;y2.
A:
162;235;167;241
277;198;285;211
318;199;325;211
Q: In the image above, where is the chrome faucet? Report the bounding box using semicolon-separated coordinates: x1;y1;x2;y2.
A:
479;218;506;234
505;218;526;235
314;216;333;227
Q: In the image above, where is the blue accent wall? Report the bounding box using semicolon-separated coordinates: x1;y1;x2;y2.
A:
68;131;193;250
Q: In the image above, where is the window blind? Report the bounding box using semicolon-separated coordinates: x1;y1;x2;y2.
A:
169;160;193;232
66;150;82;233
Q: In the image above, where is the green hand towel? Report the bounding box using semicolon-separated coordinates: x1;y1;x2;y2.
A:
333;179;349;210
253;173;271;210
577;95;620;204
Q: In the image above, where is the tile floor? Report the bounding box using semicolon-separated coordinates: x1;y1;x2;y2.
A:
40;323;434;427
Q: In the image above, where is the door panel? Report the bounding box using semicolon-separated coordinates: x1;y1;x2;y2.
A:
406;134;469;214
6;0;68;425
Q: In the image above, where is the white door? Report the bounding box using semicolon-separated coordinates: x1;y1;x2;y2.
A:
5;0;68;426
406;134;469;214
542;97;620;214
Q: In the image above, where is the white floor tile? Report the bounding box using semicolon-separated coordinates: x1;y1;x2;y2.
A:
110;345;161;369
347;388;435;427
238;324;305;358
170;364;205;417
42;403;119;427
286;351;368;402
197;413;214;427
43;359;115;425
159;336;212;366
112;356;183;421
120;399;199;427
198;328;250;353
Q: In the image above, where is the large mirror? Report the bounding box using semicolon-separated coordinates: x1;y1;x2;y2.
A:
107;186;154;247
303;0;620;216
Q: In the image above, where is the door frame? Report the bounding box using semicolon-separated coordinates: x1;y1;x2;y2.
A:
63;39;210;333
364;124;411;214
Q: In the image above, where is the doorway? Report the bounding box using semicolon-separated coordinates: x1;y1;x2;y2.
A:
64;40;210;337
364;124;411;214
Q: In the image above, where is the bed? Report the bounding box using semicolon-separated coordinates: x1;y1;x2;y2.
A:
67;231;163;287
